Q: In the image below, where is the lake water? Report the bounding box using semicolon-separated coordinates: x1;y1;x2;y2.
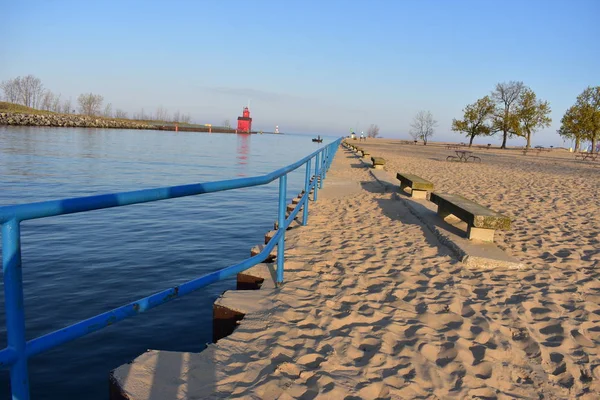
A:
0;126;332;399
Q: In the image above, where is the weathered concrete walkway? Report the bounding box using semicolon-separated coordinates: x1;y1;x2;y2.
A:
111;146;600;399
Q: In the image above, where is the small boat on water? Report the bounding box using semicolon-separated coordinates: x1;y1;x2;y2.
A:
312;136;323;143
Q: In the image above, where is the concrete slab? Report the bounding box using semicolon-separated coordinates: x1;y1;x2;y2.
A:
317;180;363;200
264;230;277;244
250;244;277;262
370;168;398;191
237;263;277;290
372;170;523;269
214;287;277;315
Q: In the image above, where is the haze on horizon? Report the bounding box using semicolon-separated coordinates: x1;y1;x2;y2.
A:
1;0;598;147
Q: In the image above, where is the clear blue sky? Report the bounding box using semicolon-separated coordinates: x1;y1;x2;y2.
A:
1;0;598;146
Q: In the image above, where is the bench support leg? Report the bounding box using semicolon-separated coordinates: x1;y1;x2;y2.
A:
410;189;427;199
399;183;408;195
467;226;495;242
373;164;384;170
437;206;452;220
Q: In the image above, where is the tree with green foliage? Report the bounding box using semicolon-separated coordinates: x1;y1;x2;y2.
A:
514;88;552;149
558;86;600;153
451;96;495;147
558;105;585;151
578;86;600;153
491;81;524;149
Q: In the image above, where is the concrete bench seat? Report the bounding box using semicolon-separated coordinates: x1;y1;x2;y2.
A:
371;157;385;169
396;172;433;199
429;192;510;242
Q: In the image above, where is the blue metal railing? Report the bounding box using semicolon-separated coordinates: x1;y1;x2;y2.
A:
0;138;341;399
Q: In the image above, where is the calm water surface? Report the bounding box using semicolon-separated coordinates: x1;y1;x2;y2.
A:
0;126;332;399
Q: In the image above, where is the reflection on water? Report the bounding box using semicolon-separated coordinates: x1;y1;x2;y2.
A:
236;133;251;176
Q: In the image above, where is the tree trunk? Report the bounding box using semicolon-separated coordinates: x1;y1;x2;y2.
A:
526;132;531;149
469;134;474;147
501;131;508;149
575;138;580;152
592;138;598;154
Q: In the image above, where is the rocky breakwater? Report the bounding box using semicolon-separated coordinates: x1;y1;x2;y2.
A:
0;112;155;130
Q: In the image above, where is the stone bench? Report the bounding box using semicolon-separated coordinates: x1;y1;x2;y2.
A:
371;157;385;169
429;192;510;242
396;173;433;199
361;150;371;159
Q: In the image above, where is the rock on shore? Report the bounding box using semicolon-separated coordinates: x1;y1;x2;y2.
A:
0;112;155;130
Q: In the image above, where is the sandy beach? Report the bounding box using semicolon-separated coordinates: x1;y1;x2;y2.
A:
116;140;600;399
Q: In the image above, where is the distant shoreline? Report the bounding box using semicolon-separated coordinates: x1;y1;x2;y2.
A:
0;112;281;134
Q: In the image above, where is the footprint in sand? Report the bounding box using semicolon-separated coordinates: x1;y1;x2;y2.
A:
276;362;302;379
467;386;497;399
469;344;486;365
512;327;541;359
296;353;326;369
472;361;493;379
419;342;457;367
538;322;564;348
357;381;390;399
571;329;595;348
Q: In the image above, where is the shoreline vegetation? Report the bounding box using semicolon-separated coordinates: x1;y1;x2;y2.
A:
0;102;263;133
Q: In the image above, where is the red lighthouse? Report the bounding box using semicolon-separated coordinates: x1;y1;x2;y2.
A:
237;107;252;133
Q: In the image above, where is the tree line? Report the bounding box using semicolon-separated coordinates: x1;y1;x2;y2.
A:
450;81;599;151
451;81;552;149
1;75;192;123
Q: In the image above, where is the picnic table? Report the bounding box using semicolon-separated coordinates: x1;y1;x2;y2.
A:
446;150;481;163
575;152;598;162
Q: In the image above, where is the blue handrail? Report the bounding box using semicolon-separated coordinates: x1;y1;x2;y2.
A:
0;138;341;399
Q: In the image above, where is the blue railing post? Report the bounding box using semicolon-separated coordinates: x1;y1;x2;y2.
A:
322;147;328;183
313;153;320;202
302;160;311;226
3;220;30;400
276;174;287;285
319;148;325;189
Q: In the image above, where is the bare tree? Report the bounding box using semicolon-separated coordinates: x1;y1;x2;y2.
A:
155;105;169;121
51;94;62;113
61;98;72;114
20;75;45;108
103;103;113;118
180;113;191;124
115;109;128;119
78;93;104;116
172;110;180;123
133;108;147;120
1;78;21;103
409;110;437;145
222;119;231;128
1;75;44;108
367;124;380;138
40;90;55;111
491;81;524;149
